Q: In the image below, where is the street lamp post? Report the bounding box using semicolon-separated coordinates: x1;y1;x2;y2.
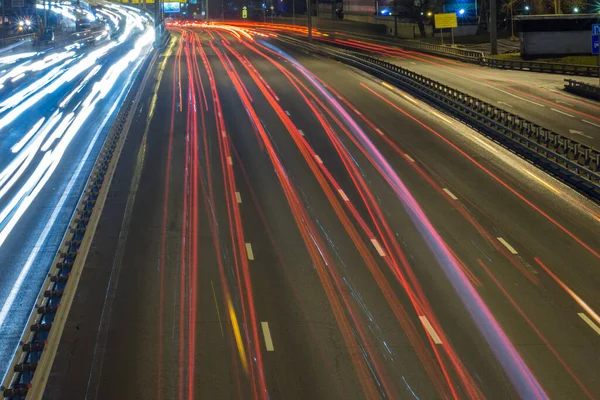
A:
490;0;498;54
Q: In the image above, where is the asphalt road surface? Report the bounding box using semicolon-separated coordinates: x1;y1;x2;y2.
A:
0;4;154;380
45;25;600;400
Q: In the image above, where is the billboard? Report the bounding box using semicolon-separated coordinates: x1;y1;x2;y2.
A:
163;2;181;12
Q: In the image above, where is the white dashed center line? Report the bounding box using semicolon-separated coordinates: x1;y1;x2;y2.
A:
338;189;350;202
261;322;275;351
370;238;386;257
442;188;458;200
578;313;600;336
497;237;518;255
245;243;254;260
419;316;442;344
404;153;415;163
235;192;242;204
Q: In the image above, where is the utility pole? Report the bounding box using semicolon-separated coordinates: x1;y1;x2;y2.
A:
307;0;312;39
154;0;161;36
205;0;209;21
490;0;497;54
292;0;295;25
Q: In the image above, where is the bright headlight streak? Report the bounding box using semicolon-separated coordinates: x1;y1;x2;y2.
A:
41;113;74;151
0;52;37;65
0;112;61;198
0;42;115;131
59;64;102;108
0;152;53;233
10;118;45;153
1;63;69;112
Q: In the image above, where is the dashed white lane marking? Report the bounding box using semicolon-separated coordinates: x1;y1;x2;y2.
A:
569;129;593;139
555;99;572;106
419;316;442;344
497;101;513;108
370;238;386;257
227;156;233;165
551;108;574;118
298;129;305;136
578;313;600;336
261;322;275;351
582;120;600;129
497;237;518;255
482;84;545;107
245;243;254;260
404;153;415;163
338;189;350;202
375;128;384;136
410;61;417;65
314;154;323;164
442;188;458;200
285;110;291;116
235;192;242;203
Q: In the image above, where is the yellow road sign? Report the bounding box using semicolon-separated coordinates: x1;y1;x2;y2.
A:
434;13;458;29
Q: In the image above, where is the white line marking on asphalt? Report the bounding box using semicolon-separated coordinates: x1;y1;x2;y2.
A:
298;129;305;136
482;84;545;107
442;188;458;200
555;99;572;106
404;153;415;162
245;243;254;260
569;129;593;139
582;120;600;129
497;237;518;255
370;238;386;257
578;313;600;336
314;154;323;164
375;128;384;135
285;110;291;116
551;108;574;118
497;101;513;108
419;316;442;344
261;322;275;351
227;156;233;165
338;189;350;202
235;192;242;203
410;61;417;65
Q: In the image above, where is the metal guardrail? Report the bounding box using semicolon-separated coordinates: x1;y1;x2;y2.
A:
328;35;599;78
394;40;485;63
0;31;170;400
281;37;600;201
483;57;599;77
564;79;600;101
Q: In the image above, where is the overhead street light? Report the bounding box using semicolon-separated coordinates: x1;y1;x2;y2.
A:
573;7;579;12
458;8;465;15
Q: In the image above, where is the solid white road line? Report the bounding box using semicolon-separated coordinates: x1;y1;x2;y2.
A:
245;243;254;260
261;322;275;351
404;153;415;163
338;189;350;202
550;108;574;118
235;191;242;204
569;129;593;139
442;188;458;200
370;238;386;257
419;316;442;344
497;237;518;255
582;120;600;129
578;313;600;336
482;84;545;107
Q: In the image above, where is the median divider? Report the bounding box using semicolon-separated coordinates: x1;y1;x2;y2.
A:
564;79;600;101
280;37;600;202
0;32;170;400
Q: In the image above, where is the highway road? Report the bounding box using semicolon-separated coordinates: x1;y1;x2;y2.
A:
236;23;600;149
0;3;153;382
320;32;600;149
45;25;600;399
